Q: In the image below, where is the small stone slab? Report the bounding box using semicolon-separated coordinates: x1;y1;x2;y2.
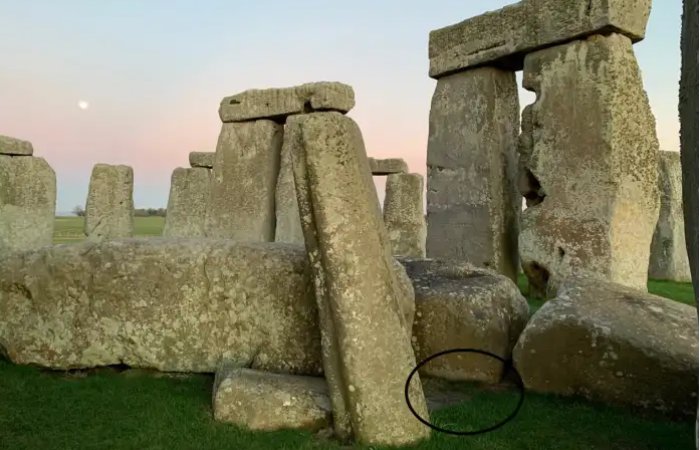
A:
189;151;215;168
429;0;652;77
219;82;355;123
0;135;33;156
368;157;408;175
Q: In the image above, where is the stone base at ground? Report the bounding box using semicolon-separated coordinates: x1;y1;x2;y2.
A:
513;277;698;417
213;366;331;432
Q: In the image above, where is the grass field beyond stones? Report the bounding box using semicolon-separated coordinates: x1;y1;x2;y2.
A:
0;217;692;449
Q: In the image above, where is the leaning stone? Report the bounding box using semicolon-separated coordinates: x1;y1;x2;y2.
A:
213;367;331;432
84;164;134;241
519;34;659;297
219;82;355;123
384;173;426;258
189;152;215;169
429;0;652;77
205;120;282;241
401;258;529;383
513;276;698;417
162;168;211;238
274;130;304;245
427;66;520;281
368;157;408;175
0;135;33;156
290;112;430;445
649;151;692;282
0;155;55;255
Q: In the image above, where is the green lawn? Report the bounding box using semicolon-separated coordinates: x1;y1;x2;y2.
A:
53;216;165;244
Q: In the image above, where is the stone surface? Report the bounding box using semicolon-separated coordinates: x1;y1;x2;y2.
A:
513;276;698;417
649;152;692;282
189;152;215;169
0;239;323;374
427;67;520;281
84;164;134;241
368;157;408;175
0;135;33;156
219;82;355;123
162;167;211;238
400;258;529;383
205;120;283;241
680;0;699;302
384;173;426;258
0;156;55;255
519;34;659;297
213;367;331;432
290;111;430;445
429;0;652;77
274;131;304;245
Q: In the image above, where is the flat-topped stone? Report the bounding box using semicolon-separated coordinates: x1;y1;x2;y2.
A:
84;164;134;241
219;82;355;123
0;135;33;156
189;152;215;168
429;0;652;77
368;157;408;175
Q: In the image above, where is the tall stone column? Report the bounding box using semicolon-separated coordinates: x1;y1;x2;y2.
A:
85;164;134;241
384;173;426;258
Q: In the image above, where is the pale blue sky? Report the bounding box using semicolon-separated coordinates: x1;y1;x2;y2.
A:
0;1;683;211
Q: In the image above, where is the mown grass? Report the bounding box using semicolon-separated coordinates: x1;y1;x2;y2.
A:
53;216;165;244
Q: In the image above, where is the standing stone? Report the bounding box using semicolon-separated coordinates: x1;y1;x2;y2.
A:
189;151;215;169
274;133;304;245
162;167;211;238
426;66;520;281
0;155;55;255
518;34;659;296
384;173;426;258
290;112;430;446
84;164;134;241
205;120;283;241
0;135;33;156
649;152;692;282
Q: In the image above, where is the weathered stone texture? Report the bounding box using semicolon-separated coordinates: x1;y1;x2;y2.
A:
426;67;520;281
290;112;430;445
649;152;692;282
513;277;698;417
384;173;426;258
162;168;211;238
0;239;322;374
401;258;529;383
0;156;55;255
84;164;134;241
519;34;659;296
0;135;33;156
219;82;355;123
274;131;304;245
205;120;282;241
213;367;331;431
189;151;215;169
368;157;408;175
429;0;652;77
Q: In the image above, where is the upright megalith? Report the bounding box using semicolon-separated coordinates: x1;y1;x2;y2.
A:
274;135;304;245
0;136;55;255
649;152;692;282
290;112;430;446
84;164;134;241
384;173;426;258
518;33;659;296
426;66;520;280
189;151;215;169
162;167;211;238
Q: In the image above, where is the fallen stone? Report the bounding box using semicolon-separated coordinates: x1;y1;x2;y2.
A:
85;164;134;241
189;152;215;169
427;66;520;281
513;276;698;417
368;157;408;175
519;34;659;297
219;82;355;123
429;0;652;77
0;135;33;156
384;173;426;258
162;168;211;238
649;151;692;282
274;130;304;245
401;258;529;383
290;111;430;445
0;155;55;255
205;120;282;241
213;367;331;432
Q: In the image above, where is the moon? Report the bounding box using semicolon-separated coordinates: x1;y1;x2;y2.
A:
78;100;89;110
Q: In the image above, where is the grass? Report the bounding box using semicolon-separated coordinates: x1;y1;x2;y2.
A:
53;216;165;244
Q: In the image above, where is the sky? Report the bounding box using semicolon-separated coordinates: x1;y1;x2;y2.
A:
0;0;684;212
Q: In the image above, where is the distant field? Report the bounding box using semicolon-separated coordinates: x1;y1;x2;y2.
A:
53;216;165;244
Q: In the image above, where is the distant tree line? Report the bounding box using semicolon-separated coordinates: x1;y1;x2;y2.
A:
71;206;166;217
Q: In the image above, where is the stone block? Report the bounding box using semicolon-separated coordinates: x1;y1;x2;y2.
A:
384;173;426;257
189;152;215;169
0;135;33;156
162;167;211;238
368;157;408;175
84;164;134;241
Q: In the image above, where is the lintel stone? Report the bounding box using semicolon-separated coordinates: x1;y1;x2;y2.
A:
368;157;408;175
189;151;215;168
0;135;33;156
